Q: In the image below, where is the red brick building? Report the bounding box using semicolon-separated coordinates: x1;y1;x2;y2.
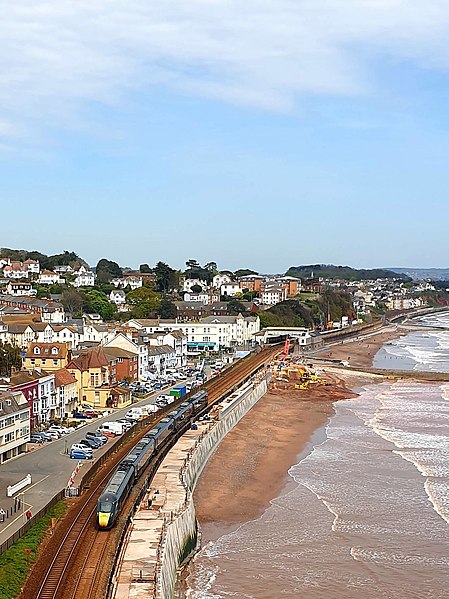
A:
103;347;139;384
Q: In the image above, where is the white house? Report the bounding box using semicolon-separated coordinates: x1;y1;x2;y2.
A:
260;285;288;306
183;278;209;292
183;291;220;304
146;345;177;375
73;266;95;287
6;281;36;297
54;368;78;418
23;259;40;274
3;263;29;279
147;329;188;368
109;289;126;306
38;270;64;285
213;273;232;289
0;391;30;463
220;283;241;297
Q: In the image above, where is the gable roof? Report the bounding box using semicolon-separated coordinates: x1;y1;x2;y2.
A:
54;368;77;387
25;342;70;360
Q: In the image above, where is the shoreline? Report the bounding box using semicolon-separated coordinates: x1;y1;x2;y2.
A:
182;326;406;593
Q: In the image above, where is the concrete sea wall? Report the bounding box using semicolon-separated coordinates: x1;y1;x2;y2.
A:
156;375;269;599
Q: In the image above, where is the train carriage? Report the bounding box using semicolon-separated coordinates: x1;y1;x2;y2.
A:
97;463;135;529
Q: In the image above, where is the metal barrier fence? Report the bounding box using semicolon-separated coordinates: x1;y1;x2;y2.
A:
0;489;65;557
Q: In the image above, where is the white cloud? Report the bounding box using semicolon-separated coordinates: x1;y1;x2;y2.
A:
1;0;449;144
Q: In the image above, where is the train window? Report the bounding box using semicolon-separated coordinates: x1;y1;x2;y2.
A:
99;502;113;512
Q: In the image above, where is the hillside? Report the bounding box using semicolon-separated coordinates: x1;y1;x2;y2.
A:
285;264;410;281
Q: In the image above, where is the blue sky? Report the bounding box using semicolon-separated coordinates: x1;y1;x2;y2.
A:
1;1;449;273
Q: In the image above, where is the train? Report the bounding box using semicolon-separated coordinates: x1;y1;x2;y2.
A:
96;390;208;529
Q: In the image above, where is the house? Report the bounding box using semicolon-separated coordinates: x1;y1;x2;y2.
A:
66;347;131;409
37;270;64;285
220;283;241;297
8;370;39;430
3;262;29;279
6;281;36;297
260;285;288;306
183;278;209;292
0;390;30;463
183;291;220;304
0;295;65;323
104;333;142;381
109;289;126;306
73;266;95;287
147;329;187;368
24;342;71;372
146;345;177;375
54;368;78;418
49;325;79;348
213;273;233;289
103;347;139;384
23;259;40;274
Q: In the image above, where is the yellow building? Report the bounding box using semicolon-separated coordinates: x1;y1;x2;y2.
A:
66;347;131;410
24;342;71;372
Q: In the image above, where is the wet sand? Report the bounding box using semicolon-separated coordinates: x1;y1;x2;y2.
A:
193;374;359;542
192;328;404;544
313;327;407;369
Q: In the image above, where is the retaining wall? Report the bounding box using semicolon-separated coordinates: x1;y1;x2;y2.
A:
155;375;269;599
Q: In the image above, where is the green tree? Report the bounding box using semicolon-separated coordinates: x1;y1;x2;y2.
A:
84;289;116;320
139;263;151;273
0;341;22;376
158;299;177;319
95;259;122;284
234;268;258;278
154;262;178;292
227;299;246;314
190;284;203;294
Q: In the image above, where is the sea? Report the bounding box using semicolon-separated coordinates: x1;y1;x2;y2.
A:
184;312;449;598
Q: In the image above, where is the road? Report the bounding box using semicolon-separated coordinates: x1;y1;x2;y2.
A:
0;383;180;548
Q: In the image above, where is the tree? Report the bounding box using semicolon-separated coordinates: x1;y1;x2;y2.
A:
95;259;122;284
154;262;178;292
158;299;177;319
186;259;200;270
84;289;116;320
139;263;151;273
61;289;84;316
126;287;161;320
0;341;22;376
227;299;247;314
234;268;258;278
190;284;203;294
203;261;217;272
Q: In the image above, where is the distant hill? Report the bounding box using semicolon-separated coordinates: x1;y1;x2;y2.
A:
387;267;449;281
286;264;410;281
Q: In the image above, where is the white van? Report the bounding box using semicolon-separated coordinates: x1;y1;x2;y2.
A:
97;421;124;437
126;407;144;421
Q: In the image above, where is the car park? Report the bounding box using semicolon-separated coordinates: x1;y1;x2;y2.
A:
70;448;92;460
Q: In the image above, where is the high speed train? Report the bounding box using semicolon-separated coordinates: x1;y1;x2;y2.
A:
97;390;208;529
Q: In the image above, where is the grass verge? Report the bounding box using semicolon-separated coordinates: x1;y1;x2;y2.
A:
0;500;67;599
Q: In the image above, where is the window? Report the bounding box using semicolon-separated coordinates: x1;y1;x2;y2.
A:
30;358;35;365
53;360;58;366
51;347;58;355
90;374;95;387
34;347;40;354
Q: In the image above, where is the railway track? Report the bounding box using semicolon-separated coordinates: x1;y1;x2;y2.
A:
22;347;280;599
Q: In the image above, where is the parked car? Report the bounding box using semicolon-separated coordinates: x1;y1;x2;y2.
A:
31;432;51;442
70;448;92;460
83;436;102;449
71;443;93;456
115;419;133;431
72;411;93;419
77;440;96;452
48;426;70;436
46;430;61;440
86;431;107;444
29;435;44;444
